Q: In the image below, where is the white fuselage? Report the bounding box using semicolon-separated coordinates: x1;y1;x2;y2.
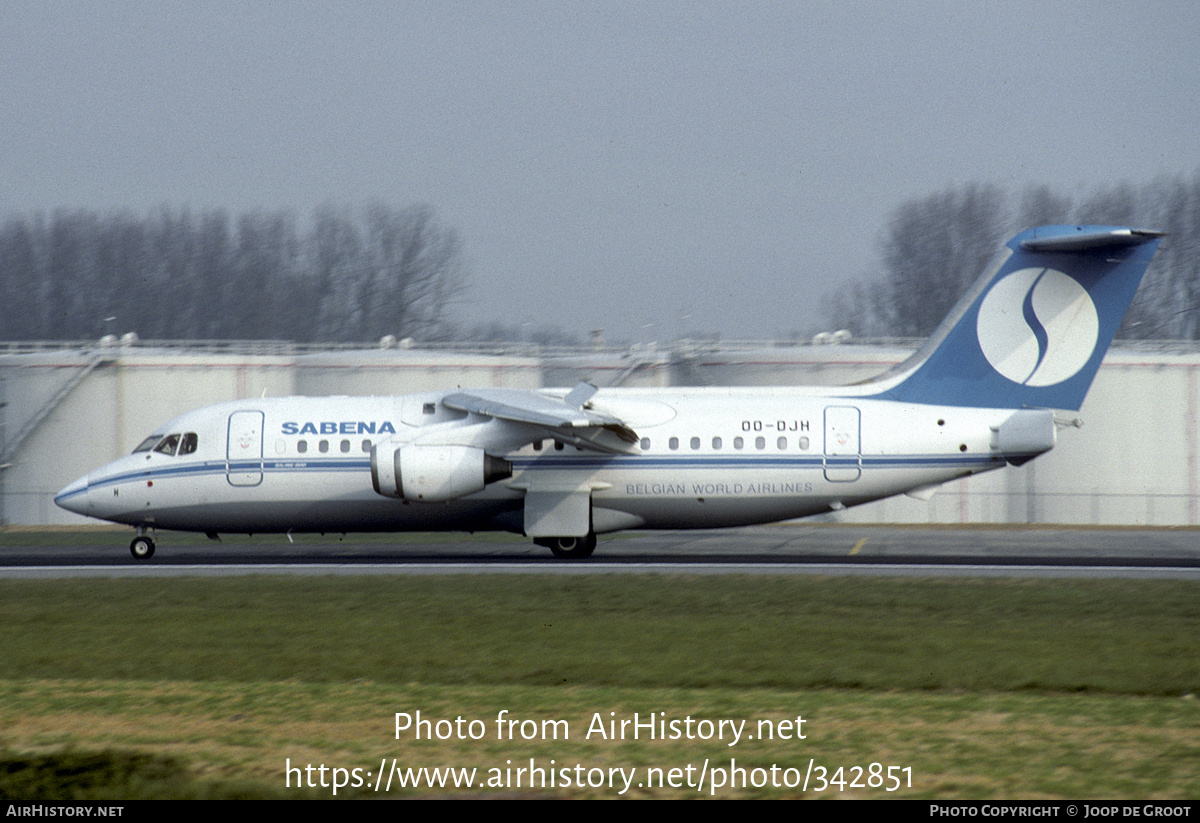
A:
56;387;1033;536
53;224;1162;557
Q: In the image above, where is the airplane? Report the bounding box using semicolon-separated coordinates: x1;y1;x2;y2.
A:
55;224;1163;560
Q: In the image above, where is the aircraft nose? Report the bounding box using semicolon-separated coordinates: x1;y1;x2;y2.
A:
54;474;92;516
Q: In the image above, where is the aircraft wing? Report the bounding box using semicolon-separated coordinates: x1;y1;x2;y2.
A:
441;382;639;454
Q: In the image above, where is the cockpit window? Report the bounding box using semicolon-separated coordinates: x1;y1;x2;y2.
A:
134;432;198;456
153;434;181;456
133;435;165;453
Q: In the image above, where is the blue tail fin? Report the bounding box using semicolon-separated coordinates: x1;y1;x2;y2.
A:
869;225;1164;410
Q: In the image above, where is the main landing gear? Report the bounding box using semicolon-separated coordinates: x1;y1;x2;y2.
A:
535;533;597;560
124;528;596;560
130;527;155;560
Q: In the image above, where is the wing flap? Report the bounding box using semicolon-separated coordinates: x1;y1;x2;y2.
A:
441;382;639;454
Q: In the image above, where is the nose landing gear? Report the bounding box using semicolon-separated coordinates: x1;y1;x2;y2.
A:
130;527;155;560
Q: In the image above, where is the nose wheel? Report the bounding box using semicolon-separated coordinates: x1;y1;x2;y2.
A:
130;535;156;560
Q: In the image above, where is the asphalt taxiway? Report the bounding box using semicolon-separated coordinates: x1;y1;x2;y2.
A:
3;525;1200;579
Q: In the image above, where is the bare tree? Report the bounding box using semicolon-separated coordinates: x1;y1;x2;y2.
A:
0;203;468;343
359;202;466;341
877;183;1007;337
1017;184;1072;229
821;174;1200;342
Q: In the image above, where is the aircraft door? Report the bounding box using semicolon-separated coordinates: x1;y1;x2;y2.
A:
227;410;264;486
823;406;861;482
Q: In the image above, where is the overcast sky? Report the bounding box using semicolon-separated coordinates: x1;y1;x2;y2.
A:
4;2;1198;343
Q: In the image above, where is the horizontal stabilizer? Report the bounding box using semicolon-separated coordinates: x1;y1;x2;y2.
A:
1020;227;1165;253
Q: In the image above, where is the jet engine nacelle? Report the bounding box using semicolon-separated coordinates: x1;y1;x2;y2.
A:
370;443;512;502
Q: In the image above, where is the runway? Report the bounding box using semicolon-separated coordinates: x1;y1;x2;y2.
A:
4;525;1200;579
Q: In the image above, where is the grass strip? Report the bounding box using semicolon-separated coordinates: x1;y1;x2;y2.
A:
1;575;1197;695
2;574;1197;798
2;680;1197;799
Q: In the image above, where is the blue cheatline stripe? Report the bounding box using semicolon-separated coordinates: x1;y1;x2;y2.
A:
75;452;995;496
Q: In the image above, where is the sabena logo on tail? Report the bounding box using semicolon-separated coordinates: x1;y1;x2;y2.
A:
865;225;1164;411
976;266;1098;387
